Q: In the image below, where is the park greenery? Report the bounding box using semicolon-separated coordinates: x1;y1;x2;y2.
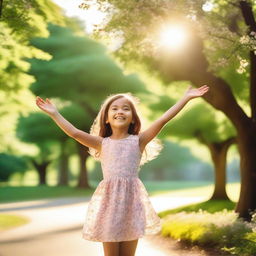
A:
79;0;256;220
161;209;256;256
1;0;256;255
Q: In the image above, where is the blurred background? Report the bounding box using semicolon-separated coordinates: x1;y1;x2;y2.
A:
2;0;256;255
0;0;241;198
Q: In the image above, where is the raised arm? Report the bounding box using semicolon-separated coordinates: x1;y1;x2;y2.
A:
35;96;102;150
139;85;209;151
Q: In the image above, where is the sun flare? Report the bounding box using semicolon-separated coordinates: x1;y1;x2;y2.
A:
159;25;187;50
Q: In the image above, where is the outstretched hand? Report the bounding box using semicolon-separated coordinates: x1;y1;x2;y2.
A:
185;85;209;100
36;96;58;116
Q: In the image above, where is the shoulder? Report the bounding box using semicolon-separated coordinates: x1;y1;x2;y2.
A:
94;136;104;148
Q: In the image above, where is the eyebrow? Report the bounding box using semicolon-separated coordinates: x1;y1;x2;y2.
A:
111;104;130;107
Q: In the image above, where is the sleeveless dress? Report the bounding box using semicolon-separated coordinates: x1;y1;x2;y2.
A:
81;134;162;242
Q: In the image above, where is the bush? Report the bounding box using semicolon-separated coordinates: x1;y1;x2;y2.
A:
0;153;28;181
161;210;256;255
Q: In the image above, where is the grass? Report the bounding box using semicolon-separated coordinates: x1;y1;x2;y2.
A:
0;181;240;203
0;214;30;231
0;184;95;203
158;199;237;218
143;180;213;193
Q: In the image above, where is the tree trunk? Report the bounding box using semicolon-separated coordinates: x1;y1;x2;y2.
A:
239;0;256;120
31;159;50;185
58;139;69;186
208;138;236;200
76;143;91;188
0;0;3;18
235;0;256;220
191;73;256;221
235;123;256;220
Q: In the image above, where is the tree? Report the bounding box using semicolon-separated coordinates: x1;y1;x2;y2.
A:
0;153;28;182
0;0;65;153
28;24;147;188
148;88;236;200
80;0;256;220
17;112;63;185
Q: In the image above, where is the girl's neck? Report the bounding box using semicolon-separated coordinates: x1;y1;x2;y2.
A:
110;128;129;140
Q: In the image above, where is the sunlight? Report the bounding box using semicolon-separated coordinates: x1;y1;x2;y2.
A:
159;25;188;50
52;0;106;33
202;1;214;12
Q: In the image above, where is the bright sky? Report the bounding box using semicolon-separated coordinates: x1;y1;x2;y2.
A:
52;0;106;33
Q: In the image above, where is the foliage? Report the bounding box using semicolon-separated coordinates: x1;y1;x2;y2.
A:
1;0;65;39
0;0;65;92
222;231;256;255
29;23;146;118
139;140;213;181
161;210;256;255
79;0;254;102
0;0;65;153
149;94;236;143
0;153;28;181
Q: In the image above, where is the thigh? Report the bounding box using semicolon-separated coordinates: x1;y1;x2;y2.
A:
119;239;139;256
102;241;119;256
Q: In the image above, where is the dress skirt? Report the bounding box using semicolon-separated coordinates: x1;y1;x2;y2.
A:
82;176;162;242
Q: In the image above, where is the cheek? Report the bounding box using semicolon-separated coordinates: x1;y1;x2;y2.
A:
128;112;133;120
106;112;111;121
107;110;113;117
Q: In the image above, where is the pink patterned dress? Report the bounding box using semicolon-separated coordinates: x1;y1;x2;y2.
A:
82;134;162;242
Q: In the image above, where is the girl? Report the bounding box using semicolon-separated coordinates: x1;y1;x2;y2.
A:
35;84;209;256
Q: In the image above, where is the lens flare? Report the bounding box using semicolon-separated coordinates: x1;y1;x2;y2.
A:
159;25;187;50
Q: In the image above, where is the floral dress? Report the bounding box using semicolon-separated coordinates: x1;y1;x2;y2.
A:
82;134;162;242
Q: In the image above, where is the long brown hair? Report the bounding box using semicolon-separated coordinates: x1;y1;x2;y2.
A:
89;93;162;165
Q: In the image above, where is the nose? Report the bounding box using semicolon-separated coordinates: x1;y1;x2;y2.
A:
117;109;124;115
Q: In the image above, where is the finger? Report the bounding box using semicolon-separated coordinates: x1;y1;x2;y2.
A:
46;98;51;104
36;101;43;107
36;101;43;109
200;86;209;91
37;97;45;103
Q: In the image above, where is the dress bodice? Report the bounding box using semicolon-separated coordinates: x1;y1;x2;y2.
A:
100;135;142;180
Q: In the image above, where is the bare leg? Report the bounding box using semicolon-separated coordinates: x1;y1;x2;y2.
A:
119;239;139;256
102;241;119;256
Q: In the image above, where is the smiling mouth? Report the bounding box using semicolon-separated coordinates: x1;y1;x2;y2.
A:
114;116;126;120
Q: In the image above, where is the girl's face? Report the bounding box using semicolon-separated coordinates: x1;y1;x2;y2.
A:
106;97;133;129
